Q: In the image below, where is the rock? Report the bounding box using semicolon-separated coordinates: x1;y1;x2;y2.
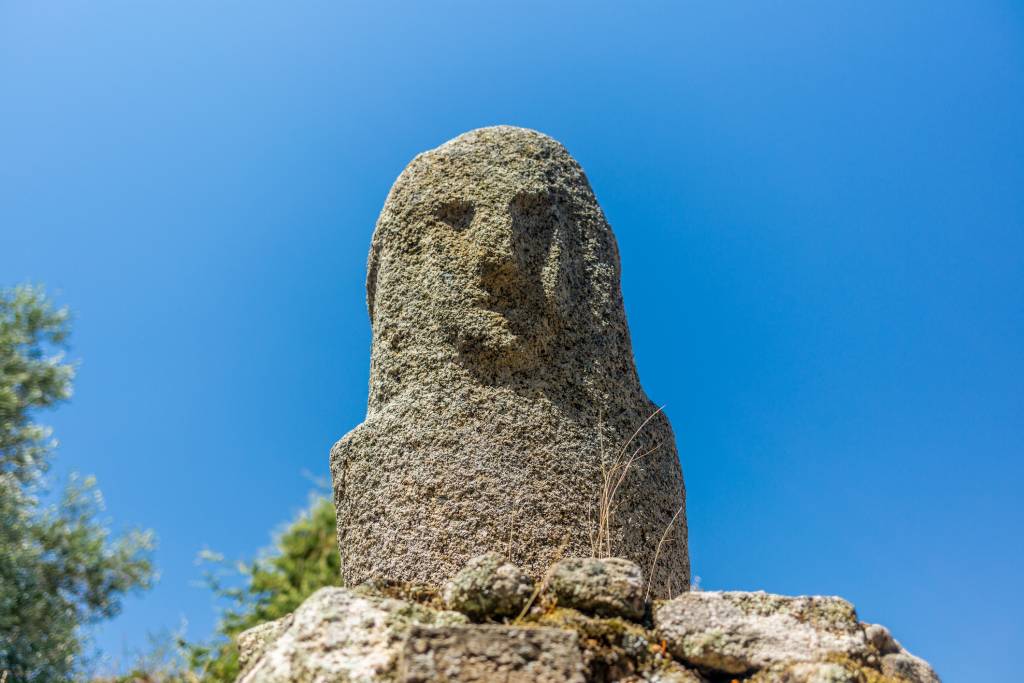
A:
863;623;901;655
864;622;939;682
237;586;467;683
330;126;689;597
234;578;938;683
642;663;707;682
443;551;535;620
750;661;860;683
881;652;941;683
236;614;293;674
654;591;870;675
549;557;647;620
397;624;586;682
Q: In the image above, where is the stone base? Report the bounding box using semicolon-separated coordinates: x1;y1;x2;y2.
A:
236;557;939;683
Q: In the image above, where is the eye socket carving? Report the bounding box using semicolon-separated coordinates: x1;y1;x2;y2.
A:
509;190;551;214
436;200;475;231
510;190;559;241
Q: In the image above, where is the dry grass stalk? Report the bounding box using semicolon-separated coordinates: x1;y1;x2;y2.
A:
590;406;666;558
645;503;685;602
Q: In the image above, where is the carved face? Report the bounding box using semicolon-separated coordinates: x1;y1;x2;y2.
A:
422;176;567;367
367;127;613;398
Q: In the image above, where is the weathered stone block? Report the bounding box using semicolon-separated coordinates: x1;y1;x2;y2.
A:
397;624;586;682
654;591;869;675
237;587;467;683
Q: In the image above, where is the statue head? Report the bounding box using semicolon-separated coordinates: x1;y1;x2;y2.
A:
366;126;638;410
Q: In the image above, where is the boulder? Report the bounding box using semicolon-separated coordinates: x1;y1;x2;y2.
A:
654;591;869;675
881;652;941;683
864;623;940;683
863;623;901;655
549;557;647;621
443;551;535;620
237;587;466;683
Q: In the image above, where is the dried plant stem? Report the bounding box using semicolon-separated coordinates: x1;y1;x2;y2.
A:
592;406;666;558
645;504;685;602
597;443;661;556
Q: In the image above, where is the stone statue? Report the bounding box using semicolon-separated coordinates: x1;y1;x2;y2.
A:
244;127;939;683
330;126;689;597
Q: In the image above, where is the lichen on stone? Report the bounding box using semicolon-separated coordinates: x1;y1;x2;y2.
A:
442;551;535;621
236;578;937;683
548;557;647;621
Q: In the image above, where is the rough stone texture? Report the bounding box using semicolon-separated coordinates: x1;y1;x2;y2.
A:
549;557;646;620
880;652;941;683
531;604;701;682
237;587;467;683
443;551;535;620
654;591;870;675
330;126;688;597
865;623;940;683
643;664;707;683
237;614;293;674
749;661;861;683
863;623;901;655
397;624;586;682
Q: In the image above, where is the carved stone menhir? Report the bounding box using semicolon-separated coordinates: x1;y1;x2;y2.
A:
330;126;688;596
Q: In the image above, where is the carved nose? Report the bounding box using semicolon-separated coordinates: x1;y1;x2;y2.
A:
476;212;519;284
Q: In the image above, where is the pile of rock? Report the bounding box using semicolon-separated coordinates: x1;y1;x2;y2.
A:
236;554;938;683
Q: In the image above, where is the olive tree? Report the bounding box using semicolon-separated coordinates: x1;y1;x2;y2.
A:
0;286;154;682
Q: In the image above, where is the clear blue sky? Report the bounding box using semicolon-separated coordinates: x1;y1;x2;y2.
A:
2;2;1021;680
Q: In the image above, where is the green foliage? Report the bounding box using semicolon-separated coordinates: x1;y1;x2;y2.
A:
0;285;73;484
188;495;341;682
0;285;155;682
